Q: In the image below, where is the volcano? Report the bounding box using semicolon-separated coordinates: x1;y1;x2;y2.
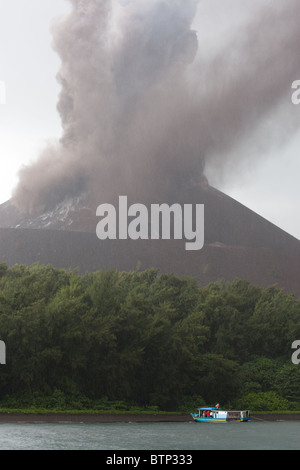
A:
0;184;299;298
2;1;300;296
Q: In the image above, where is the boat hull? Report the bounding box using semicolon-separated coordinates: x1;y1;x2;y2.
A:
190;413;251;423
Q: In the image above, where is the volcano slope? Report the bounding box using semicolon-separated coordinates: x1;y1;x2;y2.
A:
0;185;299;297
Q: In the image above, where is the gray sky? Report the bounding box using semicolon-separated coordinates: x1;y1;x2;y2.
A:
0;0;300;239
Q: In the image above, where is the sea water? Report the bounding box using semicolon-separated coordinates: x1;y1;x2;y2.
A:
0;420;299;450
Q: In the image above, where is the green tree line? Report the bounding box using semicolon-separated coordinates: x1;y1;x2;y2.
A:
0;262;300;412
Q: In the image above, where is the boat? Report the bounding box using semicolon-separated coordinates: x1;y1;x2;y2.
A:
191;406;251;423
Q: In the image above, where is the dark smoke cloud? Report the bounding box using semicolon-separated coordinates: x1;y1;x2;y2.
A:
12;0;300;214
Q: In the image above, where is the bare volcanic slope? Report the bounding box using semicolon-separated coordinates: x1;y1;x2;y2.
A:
0;185;299;297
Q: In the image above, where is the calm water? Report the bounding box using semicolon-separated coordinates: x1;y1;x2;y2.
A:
0;420;300;450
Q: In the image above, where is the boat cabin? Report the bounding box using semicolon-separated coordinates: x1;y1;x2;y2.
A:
192;407;251;422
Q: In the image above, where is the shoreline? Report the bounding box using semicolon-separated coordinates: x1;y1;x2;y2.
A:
1;412;300;424
0;412;189;424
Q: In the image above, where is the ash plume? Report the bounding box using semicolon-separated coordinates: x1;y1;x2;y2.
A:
12;0;300;214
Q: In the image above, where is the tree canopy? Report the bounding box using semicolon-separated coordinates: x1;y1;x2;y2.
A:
0;263;299;411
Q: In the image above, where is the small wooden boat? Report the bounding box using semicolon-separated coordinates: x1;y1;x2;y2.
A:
191;406;251;423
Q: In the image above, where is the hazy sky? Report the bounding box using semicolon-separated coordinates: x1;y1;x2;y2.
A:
0;0;300;239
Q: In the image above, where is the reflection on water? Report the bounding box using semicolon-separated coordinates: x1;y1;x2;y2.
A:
0;420;299;450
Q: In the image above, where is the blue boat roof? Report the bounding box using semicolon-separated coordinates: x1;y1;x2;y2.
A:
198;406;217;410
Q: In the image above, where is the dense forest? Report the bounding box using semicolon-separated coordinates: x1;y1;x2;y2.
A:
0;262;300;412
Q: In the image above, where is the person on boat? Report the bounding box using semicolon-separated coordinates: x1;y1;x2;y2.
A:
215;403;220;409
